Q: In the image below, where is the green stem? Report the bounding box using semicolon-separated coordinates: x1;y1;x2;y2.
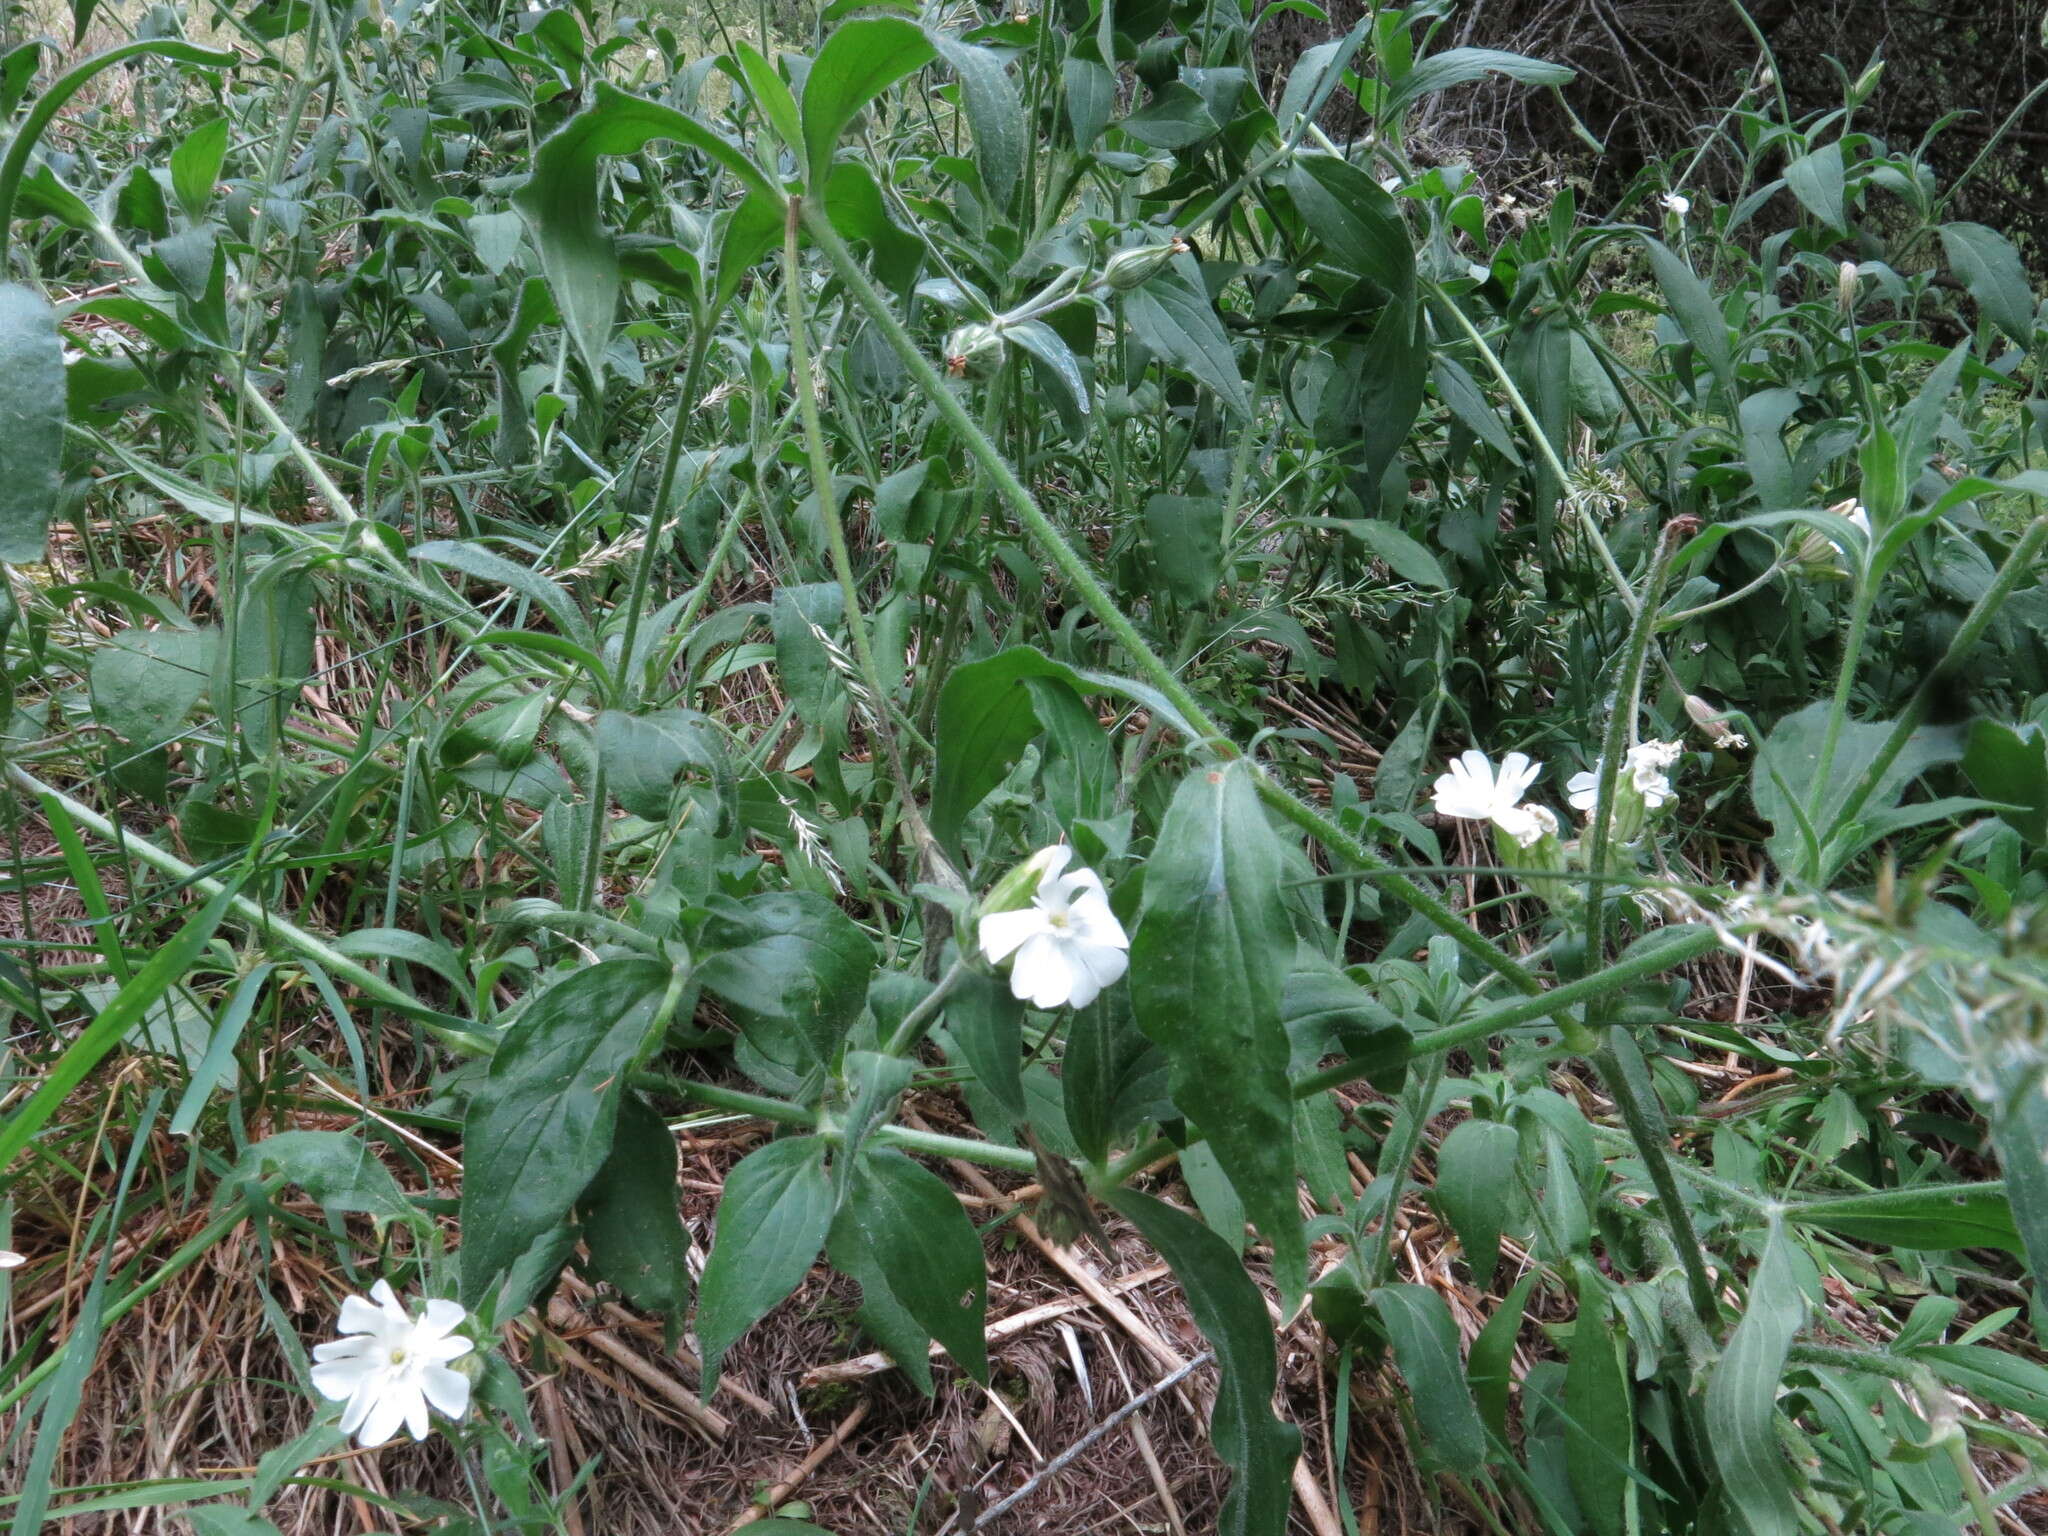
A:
653;1073;1037;1172
1806;575;1877;824
881;954;974;1057
1583;523;1683;970
1423;278;1639;613
1362;1054;1444;1287
785;198;956;889
1593;1033;1720;1326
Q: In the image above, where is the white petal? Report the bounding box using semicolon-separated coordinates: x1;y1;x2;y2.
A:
1009;932;1074;1009
311;1357;378;1402
1453;749;1492;780
1491;804;1540;843
421;1363;472;1422
358;1385;411;1449
336;1293;391;1337
401;1379;432;1441
418;1331;474;1364
979;907;1048;965
1074;941;1129;991
0;1251;23;1269
1495;752;1541;804
1065;888;1128;949
1024;844;1072;891
1566;770;1600;812
416;1299;468;1340
338;1384;375;1438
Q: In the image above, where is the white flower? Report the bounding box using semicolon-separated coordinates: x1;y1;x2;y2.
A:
1508;802;1561;850
977;846;1129;1010
0;1251;22;1269
1843;503;1869;535
1661;192;1690;217
1568;741;1683;814
311;1280;473;1448
1431;749;1544;841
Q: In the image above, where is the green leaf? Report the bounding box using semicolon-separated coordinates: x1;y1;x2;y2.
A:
1124;255;1249;418
1006;317;1091;440
1143;494;1223;605
1369;1282;1487;1467
169;115;228;220
1328;518;1449;589
1962;719;2048;845
1130;761;1307;1305
732;44;804;167
1469;1271;1538;1438
1434;1118;1519;1286
228;1130;416;1230
413;539;591;648
1751;701;1963;883
1285;153;1413;296
1941;222;2035;346
695;1135;834;1394
1705;1221;1804;1536
1639;236;1734;397
1914;1343;2048;1419
839;1147;989;1382
1990;1087;2048;1285
1787;1183;2021;1255
1384;47;1572;119
1783;141;1846;231
596;707;730;824
1563;1298;1632;1536
1105;1189;1300;1536
1063;55;1114;147
930;644;1080;853
1122;81;1220;149
513;83;776;379
0;283;67;563
928;29;1024;206
801;18;935;188
695;892;875;1073
88;626;217;747
458;958;676;1307
578;1094;692;1317
943;969;1025;1122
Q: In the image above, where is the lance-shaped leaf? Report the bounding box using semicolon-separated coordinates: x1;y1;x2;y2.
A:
514;83;777;379
459;958;676;1307
0;284;66;563
1107;1189;1300;1536
1129;761;1306;1304
1705;1221;1804;1536
695;1135;835;1395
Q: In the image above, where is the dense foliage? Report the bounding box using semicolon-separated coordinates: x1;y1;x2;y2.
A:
4;0;2048;1530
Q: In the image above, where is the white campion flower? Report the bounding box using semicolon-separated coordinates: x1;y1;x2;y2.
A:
1661;192;1691;217
312;1281;474;1448
1567;741;1684;813
1430;749;1544;842
977;846;1129;1010
1507;802;1561;851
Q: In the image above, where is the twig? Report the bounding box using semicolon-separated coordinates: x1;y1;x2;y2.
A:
800;1264;1172;1386
545;1296;730;1441
936;1353;1214;1535
728;1400;871;1531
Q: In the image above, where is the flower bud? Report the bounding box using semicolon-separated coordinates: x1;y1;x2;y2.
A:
1098;239;1188;292
977;845;1064;919
1849;61;1885;105
1837;260;1859;315
943;322;1006;378
1683;694;1747;750
1785;525;1851;581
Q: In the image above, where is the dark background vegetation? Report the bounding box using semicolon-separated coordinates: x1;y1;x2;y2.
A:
1257;0;2048;256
